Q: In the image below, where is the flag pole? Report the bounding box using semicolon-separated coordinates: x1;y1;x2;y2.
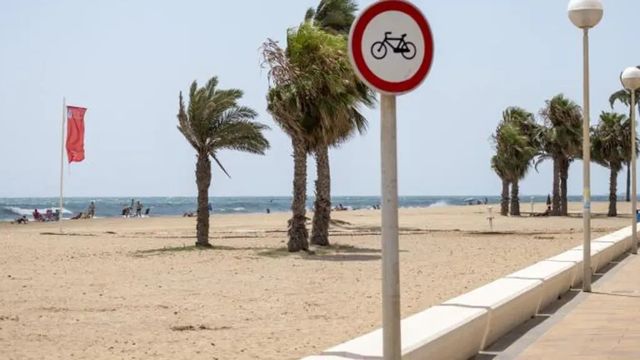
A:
59;97;66;232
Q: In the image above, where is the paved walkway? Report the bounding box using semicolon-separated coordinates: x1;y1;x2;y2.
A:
492;253;640;359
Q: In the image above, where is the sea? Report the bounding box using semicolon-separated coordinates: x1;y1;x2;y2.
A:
0;195;610;221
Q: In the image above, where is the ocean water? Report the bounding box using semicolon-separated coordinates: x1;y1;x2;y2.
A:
0;195;609;221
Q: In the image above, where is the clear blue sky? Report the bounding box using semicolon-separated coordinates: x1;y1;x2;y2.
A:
0;0;638;197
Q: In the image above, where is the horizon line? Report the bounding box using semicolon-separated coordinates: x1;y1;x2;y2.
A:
0;194;614;199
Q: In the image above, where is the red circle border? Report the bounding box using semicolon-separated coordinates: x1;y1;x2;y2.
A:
349;0;434;94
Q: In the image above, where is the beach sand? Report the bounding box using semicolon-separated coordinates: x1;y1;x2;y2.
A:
0;202;632;359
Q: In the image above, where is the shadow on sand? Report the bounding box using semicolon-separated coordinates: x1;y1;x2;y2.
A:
131;244;269;257
258;243;387;262
132;243;394;262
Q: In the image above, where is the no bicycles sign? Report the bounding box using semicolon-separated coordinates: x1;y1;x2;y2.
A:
348;0;434;95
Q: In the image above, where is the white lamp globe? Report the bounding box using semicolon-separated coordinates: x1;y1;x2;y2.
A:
568;0;603;29
621;66;640;91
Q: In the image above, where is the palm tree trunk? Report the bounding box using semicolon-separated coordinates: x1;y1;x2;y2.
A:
288;137;309;252
500;178;510;216
560;157;569;216
552;157;561;216
626;162;631;202
608;168;618;217
510;181;520;216
195;152;212;247
311;145;331;246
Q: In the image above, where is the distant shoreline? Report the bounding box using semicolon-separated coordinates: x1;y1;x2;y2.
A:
0;195;621;220
2;200;625;223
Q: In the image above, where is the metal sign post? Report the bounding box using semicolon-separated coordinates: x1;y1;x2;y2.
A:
349;1;434;358
380;94;401;358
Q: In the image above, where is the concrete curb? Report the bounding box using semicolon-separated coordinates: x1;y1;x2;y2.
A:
302;225;635;360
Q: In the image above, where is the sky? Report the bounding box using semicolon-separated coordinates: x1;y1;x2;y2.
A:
1;0;639;198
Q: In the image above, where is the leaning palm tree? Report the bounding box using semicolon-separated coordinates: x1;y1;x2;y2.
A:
591;112;628;216
303;0;375;246
268;84;311;252
177;77;270;247
539;95;582;216
263;24;356;251
506;108;539;215
610;87;640;202
262;36;311;252
492;107;538;216
307;80;373;246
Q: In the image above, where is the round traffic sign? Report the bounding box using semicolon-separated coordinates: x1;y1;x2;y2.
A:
349;0;434;95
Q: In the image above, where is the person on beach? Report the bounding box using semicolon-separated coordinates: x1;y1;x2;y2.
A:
87;201;96;218
122;206;130;217
534;205;552;217
32;209;42;221
135;201;143;217
12;215;28;224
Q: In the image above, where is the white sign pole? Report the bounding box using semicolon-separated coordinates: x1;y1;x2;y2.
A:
380;94;401;360
59;96;66;232
348;2;433;358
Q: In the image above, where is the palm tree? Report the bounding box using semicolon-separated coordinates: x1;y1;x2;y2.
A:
492;107;538;216
305;0;357;35
301;0;375;247
609;87;640;202
262;37;310;252
491;153;510;216
591;112;628;216
177;77;270;247
308;86;373;246
539;95;582;216
263;24;359;251
267;84;311;252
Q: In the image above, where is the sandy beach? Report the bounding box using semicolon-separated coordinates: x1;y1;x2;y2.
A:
0;202;632;359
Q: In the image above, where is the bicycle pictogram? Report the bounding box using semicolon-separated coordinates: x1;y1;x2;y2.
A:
370;32;417;60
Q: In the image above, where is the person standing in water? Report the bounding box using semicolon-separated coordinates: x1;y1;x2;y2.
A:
87;201;96;218
135;201;143;217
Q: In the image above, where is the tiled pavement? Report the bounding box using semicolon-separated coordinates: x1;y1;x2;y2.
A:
490;253;640;359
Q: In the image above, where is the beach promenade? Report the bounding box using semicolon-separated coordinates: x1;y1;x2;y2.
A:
485;251;640;359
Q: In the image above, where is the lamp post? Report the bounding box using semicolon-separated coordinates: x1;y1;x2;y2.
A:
621;66;640;255
568;0;603;293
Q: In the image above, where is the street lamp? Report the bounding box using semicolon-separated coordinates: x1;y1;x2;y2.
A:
621;66;640;255
568;0;603;293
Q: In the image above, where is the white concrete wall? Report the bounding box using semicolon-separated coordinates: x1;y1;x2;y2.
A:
303;225;635;360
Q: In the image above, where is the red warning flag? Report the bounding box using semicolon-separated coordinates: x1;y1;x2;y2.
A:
66;106;87;163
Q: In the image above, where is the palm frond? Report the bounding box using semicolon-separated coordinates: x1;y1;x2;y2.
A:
262;21;375;153
609;89;630;109
211;154;231;179
176;76;270;175
313;0;358;35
